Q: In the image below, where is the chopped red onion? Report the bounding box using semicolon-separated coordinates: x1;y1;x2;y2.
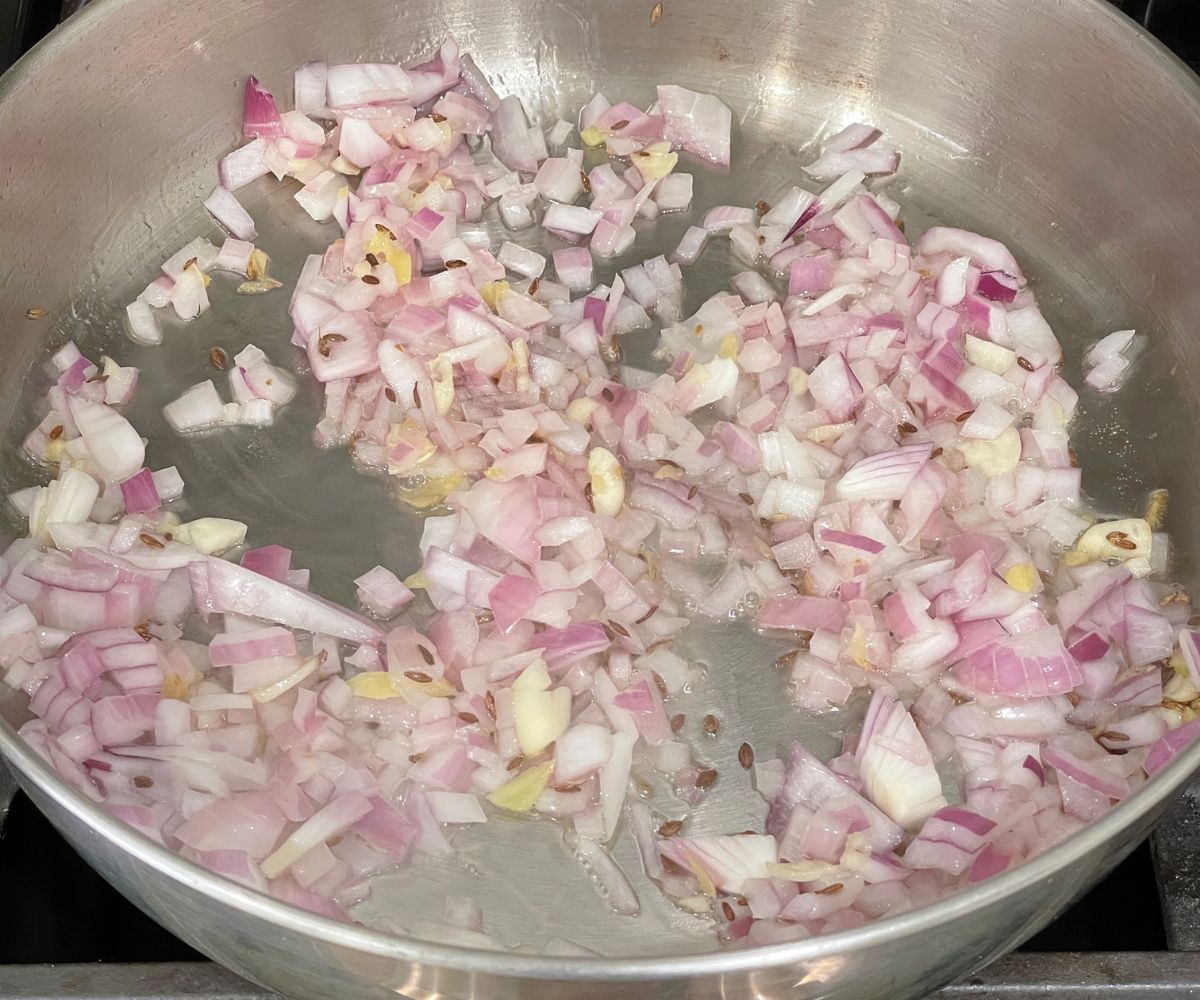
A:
242;76;283;138
125;301;162;346
118;469;160;515
354;566;414;619
552;247;594;290
5;46;1191;952
218;137;271;192
656;85;732;167
1083;328;1136;393
204;186;258;241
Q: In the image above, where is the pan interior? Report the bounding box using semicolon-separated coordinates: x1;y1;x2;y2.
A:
0;0;1194;960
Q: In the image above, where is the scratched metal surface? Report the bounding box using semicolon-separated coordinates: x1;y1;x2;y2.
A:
2;0;1200;997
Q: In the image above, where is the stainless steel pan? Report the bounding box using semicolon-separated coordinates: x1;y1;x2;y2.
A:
3;0;1200;996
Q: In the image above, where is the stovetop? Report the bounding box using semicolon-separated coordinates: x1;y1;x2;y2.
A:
3;0;1200;997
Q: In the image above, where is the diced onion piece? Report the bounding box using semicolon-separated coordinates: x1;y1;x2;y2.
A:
204;186;257;241
125;301;162;346
29;469;99;545
837;445;931;501
857;689;947;830
164;381;228;434
68;397;145;482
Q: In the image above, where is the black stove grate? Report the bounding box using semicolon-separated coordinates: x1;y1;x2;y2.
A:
1119;0;1200;72
0;786;1170;964
1;777;1198;997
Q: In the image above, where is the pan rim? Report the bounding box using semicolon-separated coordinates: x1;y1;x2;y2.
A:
2;0;1200;982
5;711;1200;979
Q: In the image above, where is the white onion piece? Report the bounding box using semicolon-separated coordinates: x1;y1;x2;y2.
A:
857;689;947;831
68;398;144;482
836;445;931;501
170;265;209;320
497;242;546;279
426;791;488;824
163;381;228;434
204;186;257;241
125;301;162;346
671;225;709;265
567;834;640;916
219;138;271;192
29;469;99;545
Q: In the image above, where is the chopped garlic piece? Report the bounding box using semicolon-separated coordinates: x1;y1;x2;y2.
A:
481;279;510;311
1158;703;1191;726
1040;397;1068;428
807;422;853;444
845;624;870;669
385;418;437;473
768;859;844;883
1146;488;1169;530
245;249;273;282
566;397;599;424
957;425;1021;477
395;471;464;509
1126;556;1153;579
511;337;531;392
393;672;457;703
1072;517;1152;563
513;659;551;692
288;159;322;184
348;671;403;700
787;367;809;396
513;686;571;756
172;517;247;555
1165;670;1200;704
587;447;625;516
430;356;455;416
1004;563;1038;593
964;334;1016;375
635;141;679;182
486;761;553;812
236;278;283;295
365;230;412;285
